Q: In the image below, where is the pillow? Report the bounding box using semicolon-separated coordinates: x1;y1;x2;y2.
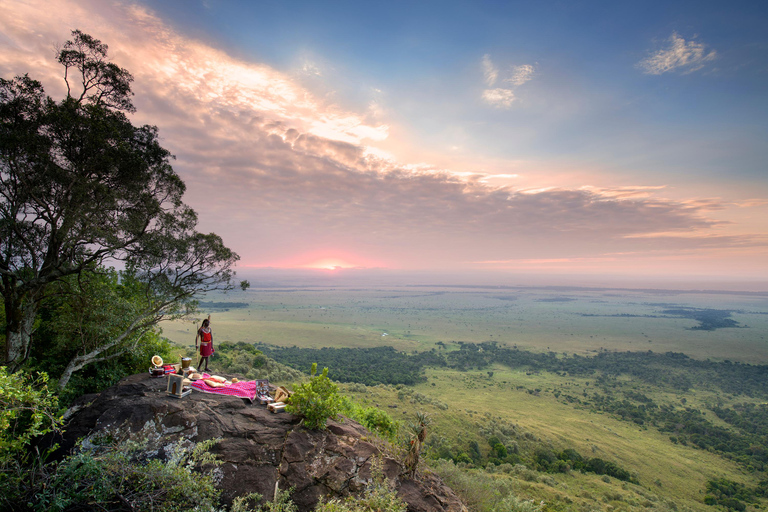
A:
203;379;226;388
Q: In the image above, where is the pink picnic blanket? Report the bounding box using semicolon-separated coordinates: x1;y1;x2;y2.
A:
190;374;258;402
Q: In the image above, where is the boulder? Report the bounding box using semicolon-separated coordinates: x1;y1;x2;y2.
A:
51;373;467;512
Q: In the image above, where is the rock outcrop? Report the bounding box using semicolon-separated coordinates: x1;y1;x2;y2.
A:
52;373;466;512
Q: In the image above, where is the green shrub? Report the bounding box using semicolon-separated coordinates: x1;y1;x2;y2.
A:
20;429;221;512
231;485;298;512
211;342;304;384
286;363;342;430
430;458;514;512
316;458;406;512
0;367;62;464
264;486;299;512
56;331;175;406
0;368;64;510
339;396;400;441
493;495;543;512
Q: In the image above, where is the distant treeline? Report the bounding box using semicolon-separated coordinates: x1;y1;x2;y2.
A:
256;344;444;386
259;342;768;397
445;342;768;397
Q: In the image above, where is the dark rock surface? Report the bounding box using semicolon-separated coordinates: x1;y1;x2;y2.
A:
52;373;466;512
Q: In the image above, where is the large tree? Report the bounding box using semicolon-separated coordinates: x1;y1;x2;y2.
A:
42;265;203;390
0;30;238;371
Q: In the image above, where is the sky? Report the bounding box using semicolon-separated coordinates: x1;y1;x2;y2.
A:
1;0;767;281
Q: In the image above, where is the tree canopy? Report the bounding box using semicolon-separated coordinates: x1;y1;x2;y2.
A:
0;30;238;372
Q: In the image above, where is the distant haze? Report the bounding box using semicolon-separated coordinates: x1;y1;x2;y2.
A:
1;0;767;280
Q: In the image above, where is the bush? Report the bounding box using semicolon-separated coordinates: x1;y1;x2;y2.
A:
431;458;530;512
0;367;62;464
0;368;64;510
493;495;543;512
212;342;304;384
56;331;175;406
340;397;400;442
287;363;342;430
316;458;406;512
27;429;221;512
231;485;298;512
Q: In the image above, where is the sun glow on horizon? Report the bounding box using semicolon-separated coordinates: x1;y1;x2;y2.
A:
242;251;388;271
302;258;357;270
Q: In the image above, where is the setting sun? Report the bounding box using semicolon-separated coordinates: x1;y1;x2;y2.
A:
247;251;388;270
303;259;356;270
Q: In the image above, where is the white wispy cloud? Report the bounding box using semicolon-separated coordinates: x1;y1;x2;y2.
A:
301;60;322;76
482;88;515;108
638;32;717;75
481;54;498;86
481;56;534;109
505;64;535;86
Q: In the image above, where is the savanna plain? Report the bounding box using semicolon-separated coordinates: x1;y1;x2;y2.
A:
163;279;768;512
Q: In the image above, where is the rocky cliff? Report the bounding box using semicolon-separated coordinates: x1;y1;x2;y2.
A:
53;373;466;512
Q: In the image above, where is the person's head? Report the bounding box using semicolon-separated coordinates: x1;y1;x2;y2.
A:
202;319;210;328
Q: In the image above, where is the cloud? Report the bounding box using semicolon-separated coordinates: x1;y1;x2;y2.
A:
505;64;535;86
638;32;717;75
0;0;756;272
301;60;322;76
738;199;768;208
481;54;498;86
482;88;515;108
481;57;534;109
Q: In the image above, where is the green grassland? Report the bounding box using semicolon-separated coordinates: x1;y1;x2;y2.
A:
340;366;763;511
161;284;768;510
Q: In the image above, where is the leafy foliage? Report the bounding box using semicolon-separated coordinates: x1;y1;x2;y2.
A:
431;459;547;512
232;485;298;512
257;342;768;485
264;486;299;512
286;363;343;430
316;458;406;512
0;367;61;464
403;412;431;477
7;429;221;512
702;478;765;511
258;345;445;386
0;30;238;371
55;331;175;407
532;447;636;483
26;267;185;390
339;396;401;442
210;342;305;383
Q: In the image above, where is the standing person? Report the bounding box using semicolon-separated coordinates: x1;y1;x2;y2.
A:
195;315;214;372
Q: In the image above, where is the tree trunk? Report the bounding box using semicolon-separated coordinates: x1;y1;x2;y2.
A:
57;361;79;390
4;298;37;372
57;326;150;389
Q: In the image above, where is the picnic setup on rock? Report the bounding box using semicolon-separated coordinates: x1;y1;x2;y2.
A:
150;353;292;410
47;368;466;512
